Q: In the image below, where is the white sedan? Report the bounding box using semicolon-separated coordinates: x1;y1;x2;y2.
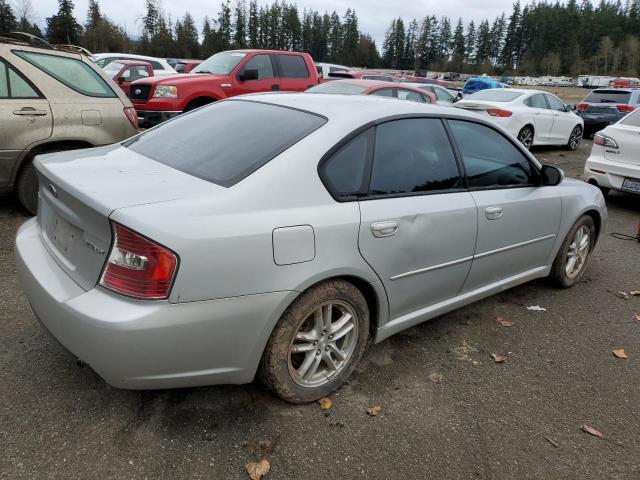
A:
584;109;640;196
454;89;584;150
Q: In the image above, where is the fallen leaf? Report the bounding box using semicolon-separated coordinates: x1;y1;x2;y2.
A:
367;406;383;416
634;315;640;321
318;397;332;410
257;439;273;457
616;291;630;299
526;305;547;311
245;459;270;480
580;425;603;438
496;316;513;327
630;291;640;296
491;353;506;363
613;348;628;359
428;372;443;383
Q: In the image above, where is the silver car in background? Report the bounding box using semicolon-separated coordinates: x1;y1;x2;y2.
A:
15;94;607;403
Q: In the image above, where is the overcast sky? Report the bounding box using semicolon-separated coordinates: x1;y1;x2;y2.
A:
34;0;515;46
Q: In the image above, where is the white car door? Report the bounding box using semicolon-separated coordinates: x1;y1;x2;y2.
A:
524;94;554;143
545;93;575;142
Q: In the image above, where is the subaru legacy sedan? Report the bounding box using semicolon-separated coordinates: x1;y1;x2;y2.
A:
16;94;607;403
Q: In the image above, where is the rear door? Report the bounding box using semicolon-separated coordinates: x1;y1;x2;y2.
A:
447;120;561;292
0;58;52;185
234;53;280;95
524;94;554;141
275;54;314;91
354;118;478;319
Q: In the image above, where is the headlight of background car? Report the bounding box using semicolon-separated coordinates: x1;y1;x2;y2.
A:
153;85;178;98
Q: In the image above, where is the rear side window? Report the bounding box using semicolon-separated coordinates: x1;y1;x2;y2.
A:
14;51;116;98
322;130;371;198
620;109;640;127
125;100;326;187
371;88;394;97
448;120;535;188
0;60;39;98
584;90;631;104
278;55;309;78
369;119;461;195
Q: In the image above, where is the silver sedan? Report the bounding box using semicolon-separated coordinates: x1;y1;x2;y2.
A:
15;94;607;403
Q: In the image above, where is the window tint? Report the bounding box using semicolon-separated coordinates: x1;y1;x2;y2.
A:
8;67;38;97
175;63;186;72
149;61;164;70
525;94;548;109
0;62;7;97
306;82;368;95
369;119;461;195
448;120;535;188
418;85;434;94
14;51;116;98
278;55;309;78
620;109;640;127
125;66;150;81
584;90;631;104
545;94;565;111
242;54;274;79
397;89;426;103
370;88;394;97
322;130;371;197
125;100;326;187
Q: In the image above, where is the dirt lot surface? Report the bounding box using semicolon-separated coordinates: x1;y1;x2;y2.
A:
1;139;639;479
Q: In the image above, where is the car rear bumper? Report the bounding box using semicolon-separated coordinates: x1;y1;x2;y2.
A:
136;110;181;128
578;113;625;133
15;218;296;389
584;154;640;193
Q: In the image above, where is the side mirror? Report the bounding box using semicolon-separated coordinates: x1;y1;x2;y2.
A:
540;165;564;186
118;76;125;84
564;104;573;112
238;68;259;81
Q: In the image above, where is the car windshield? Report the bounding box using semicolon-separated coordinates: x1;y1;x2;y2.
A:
103;62;125;76
192;51;247;75
124;100;327;187
584;90;632;104
306;82;369;95
620;109;640;127
467;90;524;102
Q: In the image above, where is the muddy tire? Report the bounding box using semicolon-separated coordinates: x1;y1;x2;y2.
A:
259;279;370;403
15;160;38;216
549;215;595;288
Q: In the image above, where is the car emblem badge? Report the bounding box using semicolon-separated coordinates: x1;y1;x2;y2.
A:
48;183;57;197
134;88;141;95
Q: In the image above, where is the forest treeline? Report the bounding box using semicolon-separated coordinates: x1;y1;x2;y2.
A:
1;0;639;76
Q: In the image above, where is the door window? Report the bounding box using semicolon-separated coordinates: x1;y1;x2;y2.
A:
0;60;39;98
321;130;371;198
242;54;274;79
525;94;548;109
0;61;7;97
370;88;395;97
369;119;461;195
448;120;536;188
125;66;150;81
396;89;427;103
277;55;309;78
545;94;565;111
434;87;455;103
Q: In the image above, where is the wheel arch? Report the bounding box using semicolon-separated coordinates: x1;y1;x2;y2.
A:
183;95;218;112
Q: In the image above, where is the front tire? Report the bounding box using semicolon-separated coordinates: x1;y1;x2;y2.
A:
517;125;534;149
549;215;595;288
566;125;582;151
259;280;370;403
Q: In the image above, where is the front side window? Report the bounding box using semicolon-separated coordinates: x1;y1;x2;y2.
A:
321;130;371;198
370;88;395;98
396;89;427;103
369;119;461;195
545;94;565;111
242;54;274;79
125;99;326;187
14;51;115;98
525;94;549;109
278;55;309;78
434;87;454;103
126;66;150;81
448;120;536;188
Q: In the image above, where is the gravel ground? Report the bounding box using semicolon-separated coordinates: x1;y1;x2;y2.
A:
1;139;639;479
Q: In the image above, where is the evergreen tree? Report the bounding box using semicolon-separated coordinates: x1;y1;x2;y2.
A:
0;0;18;35
233;0;246;48
404;18;418;70
341;9;359;65
465;20;476;65
451;18;466;70
248;0;259;48
46;0;82;44
176;12;199;58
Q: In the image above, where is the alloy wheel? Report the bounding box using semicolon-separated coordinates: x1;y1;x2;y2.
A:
569;126;582;150
565;225;590;278
518;127;533;149
288;301;359;388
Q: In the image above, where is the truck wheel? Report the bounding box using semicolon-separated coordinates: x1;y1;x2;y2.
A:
259;280;370;403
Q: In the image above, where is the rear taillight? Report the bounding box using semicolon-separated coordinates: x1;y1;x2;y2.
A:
576;103;588;111
486;108;513;117
124;107;139;130
616;104;635;112
100;222;178;299
593;132;619;148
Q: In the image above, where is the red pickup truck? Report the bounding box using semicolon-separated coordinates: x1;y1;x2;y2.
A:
130;49;319;127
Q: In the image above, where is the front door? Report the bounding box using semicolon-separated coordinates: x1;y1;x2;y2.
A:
356;118;478;319
0;59;52;186
233;53;280;96
446;119;561;292
526;93;554;142
545;93;576;142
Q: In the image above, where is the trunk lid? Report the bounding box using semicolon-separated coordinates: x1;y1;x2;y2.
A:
454;101;509;116
35;144;222;290
603;123;640;166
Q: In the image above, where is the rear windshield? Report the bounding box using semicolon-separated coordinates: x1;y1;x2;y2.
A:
307;82;368;95
124;100;326;187
584;90;631;104
620;109;640;127
467;90;523;102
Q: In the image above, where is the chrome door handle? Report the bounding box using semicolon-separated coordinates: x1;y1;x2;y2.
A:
485;206;503;220
13;108;47;116
371;221;398;238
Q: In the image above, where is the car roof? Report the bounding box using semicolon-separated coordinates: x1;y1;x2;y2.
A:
94;53;166;62
323;79;400;89
398;81;445;89
109;60;151;67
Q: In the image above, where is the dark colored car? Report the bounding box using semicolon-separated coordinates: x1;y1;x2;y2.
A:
576;88;640;136
306;79;437;104
463;77;509;95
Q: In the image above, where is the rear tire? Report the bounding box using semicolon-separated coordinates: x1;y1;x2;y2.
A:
15;160;38;216
517;125;534;149
259;280;370;403
549;215;595;288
